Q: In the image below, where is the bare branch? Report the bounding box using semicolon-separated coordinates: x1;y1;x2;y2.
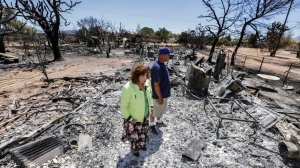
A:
10;0;81;61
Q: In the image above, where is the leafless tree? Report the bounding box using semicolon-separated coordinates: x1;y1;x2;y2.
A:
77;17;122;58
116;22;126;47
8;0;81;61
199;0;241;62
230;0;294;65
25;37;50;82
77;17;108;51
0;0;24;53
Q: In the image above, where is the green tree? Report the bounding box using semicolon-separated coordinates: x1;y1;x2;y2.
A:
225;35;231;42
76;16;102;45
266;22;288;56
280;32;293;49
155;27;171;42
230;0;292;64
178;25;210;49
137;27;154;39
138;27;154;38
247;33;258;48
178;31;190;46
217;37;231;46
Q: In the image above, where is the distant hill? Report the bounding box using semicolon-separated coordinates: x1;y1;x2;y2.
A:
36;29;44;34
36;29;77;35
61;30;77;36
294;36;300;42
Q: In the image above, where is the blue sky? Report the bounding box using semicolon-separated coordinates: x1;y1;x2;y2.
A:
61;0;300;37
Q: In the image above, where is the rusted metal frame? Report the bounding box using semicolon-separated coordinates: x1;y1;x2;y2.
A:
205;97;222;118
186;88;257;124
205;97;259;138
234;100;258;122
206;98;258;123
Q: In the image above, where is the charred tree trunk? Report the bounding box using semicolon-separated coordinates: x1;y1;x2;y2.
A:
47;20;63;61
0;35;5;53
106;42;111;58
231;22;248;65
49;32;63;61
270;50;277;57
207;37;219;63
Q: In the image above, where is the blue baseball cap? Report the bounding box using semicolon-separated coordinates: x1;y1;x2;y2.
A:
158;46;170;56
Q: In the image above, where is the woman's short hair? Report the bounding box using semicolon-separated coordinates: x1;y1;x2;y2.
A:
131;64;149;84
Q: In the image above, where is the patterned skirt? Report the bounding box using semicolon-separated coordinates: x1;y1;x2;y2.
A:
121;117;149;152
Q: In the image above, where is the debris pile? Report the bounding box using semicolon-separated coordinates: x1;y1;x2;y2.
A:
0;48;300;167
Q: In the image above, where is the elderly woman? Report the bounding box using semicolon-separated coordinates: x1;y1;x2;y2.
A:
120;64;152;157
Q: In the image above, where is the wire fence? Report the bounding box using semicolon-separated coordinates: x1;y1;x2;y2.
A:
200;48;300;86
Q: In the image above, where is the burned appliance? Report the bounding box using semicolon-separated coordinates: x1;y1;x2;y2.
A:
10;136;66;168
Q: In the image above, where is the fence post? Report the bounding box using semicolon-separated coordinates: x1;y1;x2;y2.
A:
242;55;248;70
282;63;293;86
258;57;265;73
227;50;230;74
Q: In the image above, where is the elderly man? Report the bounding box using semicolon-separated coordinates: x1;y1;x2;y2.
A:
150;46;171;134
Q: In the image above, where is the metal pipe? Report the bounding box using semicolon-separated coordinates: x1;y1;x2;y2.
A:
69;139;78;148
206;98;222;118
282;63;293;86
258;57;265;73
242;55;248;70
208;97;249;102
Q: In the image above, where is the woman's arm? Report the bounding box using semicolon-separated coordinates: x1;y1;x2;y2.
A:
120;86;131;120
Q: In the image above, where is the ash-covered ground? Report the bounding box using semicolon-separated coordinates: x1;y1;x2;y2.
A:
1;53;300;168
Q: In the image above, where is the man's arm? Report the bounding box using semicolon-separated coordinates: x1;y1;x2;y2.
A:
154;82;163;105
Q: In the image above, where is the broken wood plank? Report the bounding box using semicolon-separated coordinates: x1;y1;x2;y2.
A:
0;108;32;128
284;114;300;120
0;53;19;59
0;63;27;69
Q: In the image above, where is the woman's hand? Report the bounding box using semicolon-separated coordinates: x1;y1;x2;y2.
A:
130;118;137;124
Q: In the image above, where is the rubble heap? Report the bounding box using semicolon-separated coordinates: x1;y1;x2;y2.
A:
0;50;300;168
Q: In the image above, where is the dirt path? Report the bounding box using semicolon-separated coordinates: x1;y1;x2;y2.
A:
0;54;132;105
